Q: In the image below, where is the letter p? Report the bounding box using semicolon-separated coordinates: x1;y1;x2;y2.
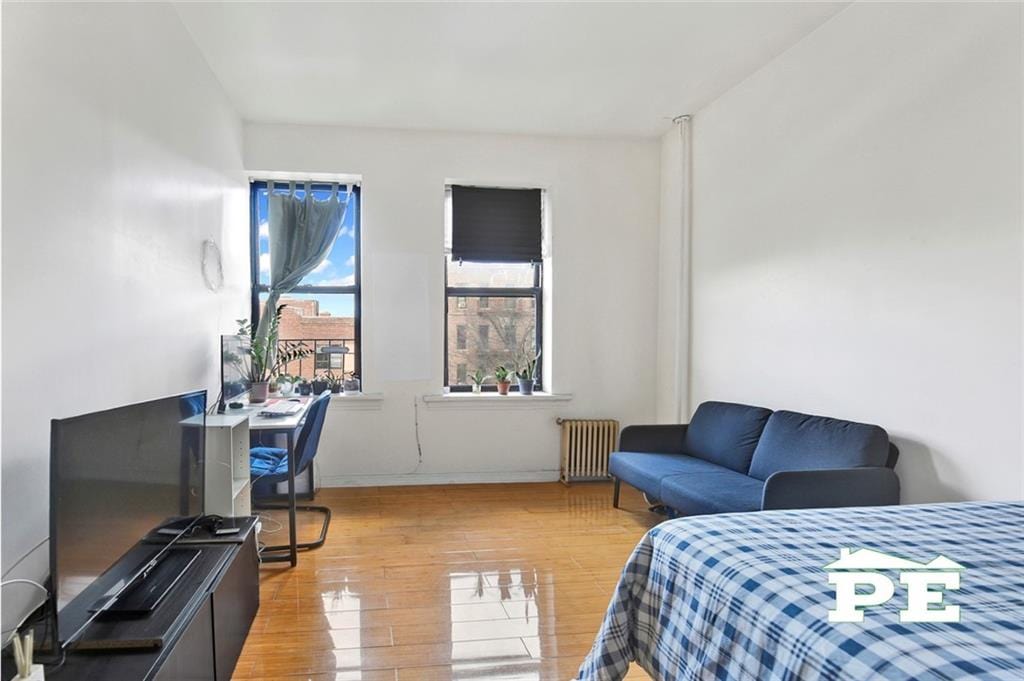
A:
828;572;896;622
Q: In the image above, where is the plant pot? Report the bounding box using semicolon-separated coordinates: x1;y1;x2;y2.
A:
471;384;482;394
297;382;312;396
517;378;535;395
343;377;361;395
279;381;294;396
311;380;329;395
330;384;342;394
269;382;279;394
250;381;270;404
496;380;511;395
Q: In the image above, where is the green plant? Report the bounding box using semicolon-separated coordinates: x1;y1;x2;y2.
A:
469;368;489;386
324;370;343;387
236;306;311;383
515;348;541;381
494;365;511;383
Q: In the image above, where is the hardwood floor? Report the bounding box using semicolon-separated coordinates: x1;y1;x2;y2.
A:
233;482;661;680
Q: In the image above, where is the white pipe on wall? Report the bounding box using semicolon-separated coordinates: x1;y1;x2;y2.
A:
674;115;693;423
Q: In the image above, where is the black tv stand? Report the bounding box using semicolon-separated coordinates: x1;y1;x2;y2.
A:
22;517;260;680
97;548;201;618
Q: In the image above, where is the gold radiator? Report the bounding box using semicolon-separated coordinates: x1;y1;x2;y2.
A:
556;418;619;484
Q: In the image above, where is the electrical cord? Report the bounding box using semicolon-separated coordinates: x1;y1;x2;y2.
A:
1;538;48;581
1;580;49;646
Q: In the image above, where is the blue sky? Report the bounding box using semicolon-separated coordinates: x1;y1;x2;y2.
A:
257;185;358;317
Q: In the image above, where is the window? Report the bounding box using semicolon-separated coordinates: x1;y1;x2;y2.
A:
251;181;361;382
445;185;543;391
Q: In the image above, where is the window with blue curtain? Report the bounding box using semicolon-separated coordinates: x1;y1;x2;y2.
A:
250;181;361;382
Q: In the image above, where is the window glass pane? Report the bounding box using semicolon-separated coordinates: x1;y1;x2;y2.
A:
258;292;358;381
446;257;535;288
256;186;359;288
447;295;536;386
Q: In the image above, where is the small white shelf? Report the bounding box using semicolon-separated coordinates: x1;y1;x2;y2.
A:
232;477;249;499
205;415;252;517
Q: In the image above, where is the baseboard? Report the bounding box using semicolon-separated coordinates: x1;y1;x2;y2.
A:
320;470;560;487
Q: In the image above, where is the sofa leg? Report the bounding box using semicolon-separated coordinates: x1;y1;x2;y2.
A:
612;478;621;508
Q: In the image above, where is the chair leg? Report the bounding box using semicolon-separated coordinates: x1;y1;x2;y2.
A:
612;478;621;508
254;503;332;552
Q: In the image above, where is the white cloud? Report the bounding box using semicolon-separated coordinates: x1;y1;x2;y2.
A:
318;274;355;287
344;255;355;268
311;258;331;273
259;253;270;272
339;226;354;239
258;221;269;238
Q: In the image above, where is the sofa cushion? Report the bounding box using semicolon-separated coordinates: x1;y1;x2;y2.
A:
609;452;730;500
659;470;764;516
682;401;773;474
747;410;890;481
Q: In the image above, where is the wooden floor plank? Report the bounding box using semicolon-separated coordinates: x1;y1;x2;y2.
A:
233;481;659;680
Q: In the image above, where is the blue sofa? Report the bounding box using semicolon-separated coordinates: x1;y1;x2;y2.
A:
610;401;900;515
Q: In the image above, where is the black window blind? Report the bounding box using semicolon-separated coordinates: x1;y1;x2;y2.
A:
451;186;542;263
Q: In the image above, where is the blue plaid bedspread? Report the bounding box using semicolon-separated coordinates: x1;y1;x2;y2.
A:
577;501;1024;680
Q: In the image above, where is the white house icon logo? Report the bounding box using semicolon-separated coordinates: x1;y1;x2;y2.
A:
824;548;965;623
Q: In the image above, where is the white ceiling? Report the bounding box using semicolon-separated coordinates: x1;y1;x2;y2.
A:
175;1;847;138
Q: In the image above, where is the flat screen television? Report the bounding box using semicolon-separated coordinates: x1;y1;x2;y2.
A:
49;391;206;647
220;334;252;412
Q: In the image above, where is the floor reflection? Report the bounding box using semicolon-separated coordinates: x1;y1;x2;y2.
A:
238;482;660;680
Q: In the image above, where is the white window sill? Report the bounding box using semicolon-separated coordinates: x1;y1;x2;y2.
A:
328;392;384;411
422;392;572;409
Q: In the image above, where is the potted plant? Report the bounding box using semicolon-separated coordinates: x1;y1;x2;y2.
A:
343;372;361;395
494;365;512;395
516;352;540;395
276;374;295;396
325;371;343;394
310;373;330;395
297;379;312;396
515;351;540;396
236;307;311;404
469;368;489;394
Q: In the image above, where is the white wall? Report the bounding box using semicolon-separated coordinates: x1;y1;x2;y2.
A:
245;124;660;485
679;1;1023;503
1;1;248;627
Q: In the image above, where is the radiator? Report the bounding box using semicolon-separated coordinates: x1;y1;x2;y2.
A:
556;418;619;484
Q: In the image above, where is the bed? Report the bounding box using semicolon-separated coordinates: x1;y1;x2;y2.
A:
576;501;1024;680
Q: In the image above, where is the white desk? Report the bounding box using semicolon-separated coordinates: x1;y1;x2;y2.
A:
212;395;316;566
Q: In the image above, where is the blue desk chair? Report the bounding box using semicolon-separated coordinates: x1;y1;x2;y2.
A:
250;392;332;551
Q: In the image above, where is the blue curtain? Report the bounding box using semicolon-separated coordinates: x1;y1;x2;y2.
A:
256;182;350;341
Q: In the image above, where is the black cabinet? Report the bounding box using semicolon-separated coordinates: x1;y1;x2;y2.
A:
34;519;260;681
152;599;215;681
211;528;260;681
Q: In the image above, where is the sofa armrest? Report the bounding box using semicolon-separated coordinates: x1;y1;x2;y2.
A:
761;467;900;511
618;424;688;455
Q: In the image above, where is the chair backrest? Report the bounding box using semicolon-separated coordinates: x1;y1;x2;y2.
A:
292;393;331;477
